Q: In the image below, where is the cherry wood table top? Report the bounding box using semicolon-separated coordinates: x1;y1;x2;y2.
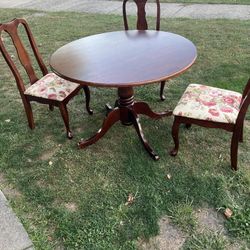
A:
50;30;197;88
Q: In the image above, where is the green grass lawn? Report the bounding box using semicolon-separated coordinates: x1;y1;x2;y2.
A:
0;9;250;250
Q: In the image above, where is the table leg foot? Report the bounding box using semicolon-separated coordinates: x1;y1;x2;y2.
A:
130;110;160;160
134;101;172;119
78;108;120;149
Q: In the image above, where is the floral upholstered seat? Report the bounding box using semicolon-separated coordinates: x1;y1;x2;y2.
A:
171;79;250;171
24;73;79;101
173;84;242;124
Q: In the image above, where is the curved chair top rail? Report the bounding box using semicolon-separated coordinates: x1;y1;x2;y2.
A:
122;0;160;31
0;18;48;93
236;78;250;127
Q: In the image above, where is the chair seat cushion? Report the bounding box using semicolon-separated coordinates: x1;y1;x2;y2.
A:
173;84;242;124
24;73;79;101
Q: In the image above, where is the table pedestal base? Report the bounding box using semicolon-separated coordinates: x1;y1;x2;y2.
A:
78;87;172;160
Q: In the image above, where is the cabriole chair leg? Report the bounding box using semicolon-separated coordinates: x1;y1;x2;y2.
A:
49;104;54;111
230;132;240;171
59;103;73;139
170;118;181;156
23;98;35;129
83;86;93;115
239;123;244;143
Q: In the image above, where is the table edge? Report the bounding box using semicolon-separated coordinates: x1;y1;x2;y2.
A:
50;30;197;88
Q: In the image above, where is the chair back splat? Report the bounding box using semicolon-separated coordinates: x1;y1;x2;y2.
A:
122;0;166;101
123;0;161;31
0;18;48;94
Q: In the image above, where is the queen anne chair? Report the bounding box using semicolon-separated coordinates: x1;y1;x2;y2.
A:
0;18;93;139
170;79;250;170
122;0;166;101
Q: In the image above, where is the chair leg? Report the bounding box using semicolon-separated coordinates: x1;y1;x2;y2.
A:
239;123;244;143
83;86;93;115
49;104;54;111
59;103;73;139
160;81;166;101
230;132;240;171
170;117;181;156
23;97;35;129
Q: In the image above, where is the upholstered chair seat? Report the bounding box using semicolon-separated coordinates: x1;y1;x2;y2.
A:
173;84;242;124
170;79;250;171
24;73;78;102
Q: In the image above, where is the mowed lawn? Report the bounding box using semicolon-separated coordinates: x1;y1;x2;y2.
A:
0;9;249;250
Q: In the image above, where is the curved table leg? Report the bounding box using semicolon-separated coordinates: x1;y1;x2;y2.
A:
134;101;172;119
78;108;120;149
129;109;160;161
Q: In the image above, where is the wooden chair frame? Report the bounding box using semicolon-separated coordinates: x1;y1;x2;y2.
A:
0;18;93;139
170;79;250;170
122;0;166;101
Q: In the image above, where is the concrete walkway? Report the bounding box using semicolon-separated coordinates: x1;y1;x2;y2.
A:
0;191;33;250
0;0;249;20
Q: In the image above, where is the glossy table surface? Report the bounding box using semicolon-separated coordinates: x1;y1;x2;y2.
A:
50;30;197;88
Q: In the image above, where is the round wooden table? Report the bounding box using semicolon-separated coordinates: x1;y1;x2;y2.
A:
50;30;197;160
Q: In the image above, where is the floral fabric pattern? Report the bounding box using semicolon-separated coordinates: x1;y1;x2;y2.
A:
173;84;242;124
24;73;79;101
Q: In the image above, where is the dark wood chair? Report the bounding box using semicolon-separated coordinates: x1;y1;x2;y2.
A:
0;18;93;139
122;0;166;101
170;79;250;170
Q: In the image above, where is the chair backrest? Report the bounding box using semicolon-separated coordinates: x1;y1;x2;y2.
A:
0;18;48;95
236;78;250;128
122;0;160;31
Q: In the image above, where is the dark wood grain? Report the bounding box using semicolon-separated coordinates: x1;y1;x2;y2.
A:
78;86;171;160
51;30;197;159
50;30;197;88
122;0;165;100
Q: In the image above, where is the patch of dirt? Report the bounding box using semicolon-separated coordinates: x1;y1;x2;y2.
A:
36;179;47;188
195;208;249;250
227;241;249;250
64;202;78;212
195;208;226;234
39;147;57;161
138;217;186;250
